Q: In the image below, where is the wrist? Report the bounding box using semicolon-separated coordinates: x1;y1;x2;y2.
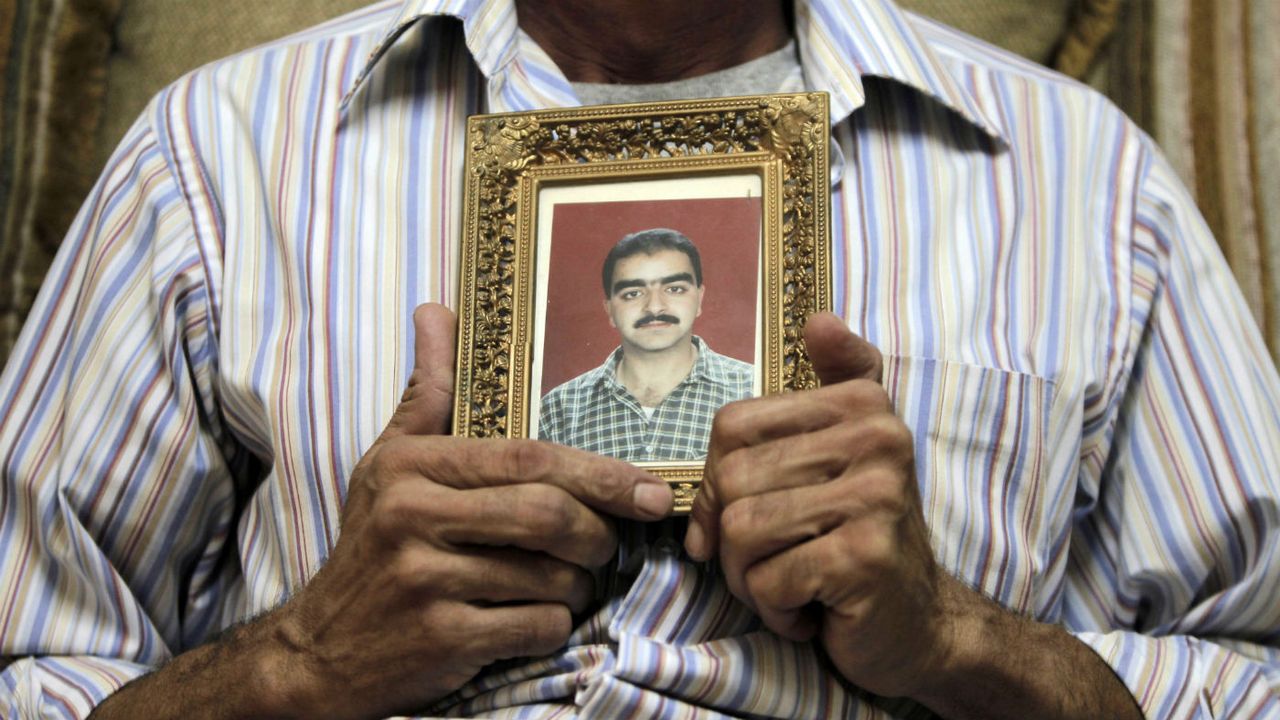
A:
248;606;330;720
87;609;327;720
911;574;1005;711
908;575;1143;720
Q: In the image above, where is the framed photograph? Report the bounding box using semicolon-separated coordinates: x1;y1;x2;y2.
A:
454;93;832;513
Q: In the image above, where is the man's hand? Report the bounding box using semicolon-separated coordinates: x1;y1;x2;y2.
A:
684;313;1143;720
90;304;673;720
272;303;674;718
684;312;946;698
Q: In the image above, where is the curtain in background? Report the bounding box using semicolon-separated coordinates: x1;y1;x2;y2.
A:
0;0;119;363
1099;0;1280;363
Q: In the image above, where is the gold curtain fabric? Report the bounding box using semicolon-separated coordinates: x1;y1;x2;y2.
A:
1102;0;1280;362
0;0;120;363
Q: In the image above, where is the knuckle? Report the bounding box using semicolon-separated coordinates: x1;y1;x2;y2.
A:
400;368;429;404
820;540;851;575
710;401;754;446
389;549;435;592
833;419;868;453
848;379;892;412
542;606;575;646
368;434;416;475
864;351;884;383
369;483;417;538
850;528;895;574
470;554;502;593
580;525;619;567
744;562;780;606
516;484;578;537
861;414;913;456
548;562;593;607
826;518;874;567
714;452;751;502
856;465;911;515
719;499;758;547
570;564;596;595
809;537;857;587
517;607;573;656
351;442;392;492
689;474;721;521
503;440;556;482
541;559;576;592
582;461;634;508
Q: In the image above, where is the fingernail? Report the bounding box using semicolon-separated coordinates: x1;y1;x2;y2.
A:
685;520;706;560
633;482;672;519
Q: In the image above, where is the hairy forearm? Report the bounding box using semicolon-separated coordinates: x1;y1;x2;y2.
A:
914;575;1144;720
87;612;308;720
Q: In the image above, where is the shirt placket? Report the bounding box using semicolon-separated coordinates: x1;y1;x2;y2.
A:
607;380;657;460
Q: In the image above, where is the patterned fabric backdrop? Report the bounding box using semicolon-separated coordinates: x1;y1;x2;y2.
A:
1100;0;1280;365
0;0;120;364
1;0;1277;365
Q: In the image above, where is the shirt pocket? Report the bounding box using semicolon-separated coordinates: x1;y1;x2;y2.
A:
882;355;1063;616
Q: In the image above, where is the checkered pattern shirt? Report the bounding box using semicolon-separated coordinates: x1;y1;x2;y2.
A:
538;337;754;461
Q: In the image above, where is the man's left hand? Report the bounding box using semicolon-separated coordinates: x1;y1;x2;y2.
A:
684;312;953;699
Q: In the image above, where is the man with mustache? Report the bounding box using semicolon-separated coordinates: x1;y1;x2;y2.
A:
538;228;753;461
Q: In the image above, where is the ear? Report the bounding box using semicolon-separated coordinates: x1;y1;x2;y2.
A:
604;298;617;328
695;284;705;318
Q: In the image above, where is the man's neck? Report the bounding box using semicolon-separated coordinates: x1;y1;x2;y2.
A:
616;340;699;408
513;0;791;84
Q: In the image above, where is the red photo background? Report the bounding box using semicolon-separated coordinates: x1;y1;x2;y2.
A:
539;196;761;393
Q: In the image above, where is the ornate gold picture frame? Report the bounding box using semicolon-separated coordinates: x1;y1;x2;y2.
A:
454;93;832;513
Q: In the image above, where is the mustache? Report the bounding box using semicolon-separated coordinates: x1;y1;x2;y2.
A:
634;313;680;329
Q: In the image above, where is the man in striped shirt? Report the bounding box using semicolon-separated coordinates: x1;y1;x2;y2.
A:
2;0;1279;718
537;228;754;462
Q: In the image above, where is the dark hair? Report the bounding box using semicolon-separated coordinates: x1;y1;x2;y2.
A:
601;228;703;297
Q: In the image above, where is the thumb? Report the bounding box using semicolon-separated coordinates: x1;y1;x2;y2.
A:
384;303;457;438
804;312;883;385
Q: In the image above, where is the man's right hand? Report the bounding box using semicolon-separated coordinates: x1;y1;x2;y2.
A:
89;304;673;720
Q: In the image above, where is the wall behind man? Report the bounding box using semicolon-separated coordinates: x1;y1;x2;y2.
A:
95;0;372;171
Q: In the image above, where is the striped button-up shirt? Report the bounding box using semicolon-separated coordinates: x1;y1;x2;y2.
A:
538;338;754;462
3;0;1280;717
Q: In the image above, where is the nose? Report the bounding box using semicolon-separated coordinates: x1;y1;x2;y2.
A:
644;286;666;313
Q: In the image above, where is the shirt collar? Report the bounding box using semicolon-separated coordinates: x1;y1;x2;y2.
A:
794;0;1006;139
340;0;536;112
685;337;743;386
341;0;1007;142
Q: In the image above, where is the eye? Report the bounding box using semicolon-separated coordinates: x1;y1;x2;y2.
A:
665;285;689;295
619;289;642;301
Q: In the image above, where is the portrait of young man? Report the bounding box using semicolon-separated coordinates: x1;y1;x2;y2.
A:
538;228;754;462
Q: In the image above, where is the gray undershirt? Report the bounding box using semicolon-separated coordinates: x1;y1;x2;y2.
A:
570;41;801;106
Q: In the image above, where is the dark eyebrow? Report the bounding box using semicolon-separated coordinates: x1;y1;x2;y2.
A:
611;278;646;295
610;272;695;296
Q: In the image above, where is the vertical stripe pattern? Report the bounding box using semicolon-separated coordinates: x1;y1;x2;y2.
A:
2;0;1279;717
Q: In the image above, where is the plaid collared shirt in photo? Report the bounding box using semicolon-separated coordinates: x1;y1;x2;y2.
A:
538;337;754;462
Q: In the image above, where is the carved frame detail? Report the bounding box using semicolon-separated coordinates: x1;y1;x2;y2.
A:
455;93;831;513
